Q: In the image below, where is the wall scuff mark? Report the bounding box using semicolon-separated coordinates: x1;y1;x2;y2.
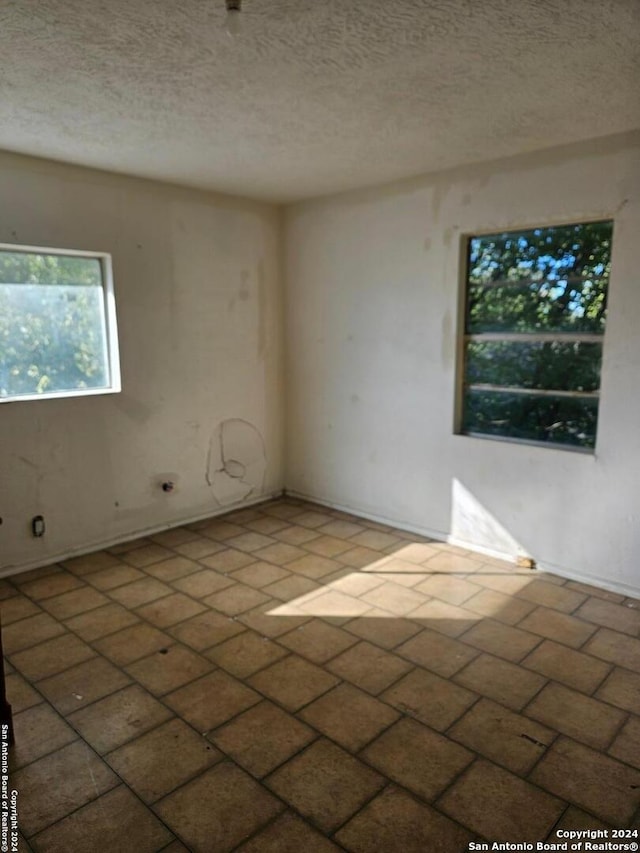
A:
206;418;266;505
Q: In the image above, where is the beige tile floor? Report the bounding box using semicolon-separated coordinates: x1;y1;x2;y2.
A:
2;497;640;852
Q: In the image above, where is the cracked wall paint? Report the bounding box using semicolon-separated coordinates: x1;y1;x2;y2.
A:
206;418;266;506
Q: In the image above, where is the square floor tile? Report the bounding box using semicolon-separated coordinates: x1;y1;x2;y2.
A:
168;610;246;650
437;758;564;840
362;716;473;800
32;784;172;853
514;579;586;614
144;555;204;581
199;548;256;572
105;718;223;802
423;551;484;575
65;602;139;641
109;577;173;608
266;739;384;832
125;645;213;695
248;655;339;711
68;684;173;753
273;525;323;546
292;511;335;530
415;574;481;605
575;596;640;636
155;762;283;852
205;630;288;677
10;703;77;770
12;740;118;836
531;737;640;825
172;569;236;598
304;535;353;558
94;619;172;664
327;640;412;695
85;563;146;590
62;551;123;574
596;666;640;713
278;619;359;664
261;574;321;602
360;582;429;616
244;516;291;535
522;640;612;694
448;697;555;775
336;786;472;853
323;572;386;598
200;520;245;541
344;613;422;650
339;546;385;569
316;520;366;540
10;633;96;682
409;598;477;637
165;670;261;732
38;656;131;714
395;628;479;678
211;700;316;777
203;583;271;616
299;590;370;618
519;605;598;648
19;572;84;601
348;530;402;551
2;612;66;654
5;672;41;714
230;561;291;589
41;586;109;619
382;667;477;730
454;652;547;711
0;595;42;625
459;618;541;662
135;592;207;627
225;531;278;553
284;554;341;579
584;628;640;673
237;811;342;852
237;600;311;638
300;683;399;752
525;682;625;750
464;587;537;626
609;716;640;770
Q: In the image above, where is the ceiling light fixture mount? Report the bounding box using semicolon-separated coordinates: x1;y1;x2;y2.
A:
224;0;242;37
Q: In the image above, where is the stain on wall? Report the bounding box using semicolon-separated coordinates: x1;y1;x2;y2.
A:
206;418;267;505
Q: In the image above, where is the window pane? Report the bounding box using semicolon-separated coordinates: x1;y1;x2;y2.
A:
467;221;612;334
463;389;598;449
465;340;602;393
0;250;110;399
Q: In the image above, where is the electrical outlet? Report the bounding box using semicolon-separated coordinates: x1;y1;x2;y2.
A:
32;516;45;537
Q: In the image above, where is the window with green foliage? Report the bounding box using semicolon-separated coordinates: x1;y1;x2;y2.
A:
0;245;120;402
459;220;613;450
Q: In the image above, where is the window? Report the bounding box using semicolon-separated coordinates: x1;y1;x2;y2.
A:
0;244;120;402
458;220;613;451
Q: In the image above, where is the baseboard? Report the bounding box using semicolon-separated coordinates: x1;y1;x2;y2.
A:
0;489;284;580
284;488;640;599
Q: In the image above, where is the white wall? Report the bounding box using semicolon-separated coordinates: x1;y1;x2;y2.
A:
0;153;284;573
284;133;640;596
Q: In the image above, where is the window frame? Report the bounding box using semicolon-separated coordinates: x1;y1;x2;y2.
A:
0;242;121;404
454;218;613;453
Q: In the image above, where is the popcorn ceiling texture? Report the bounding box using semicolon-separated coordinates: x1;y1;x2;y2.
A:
0;0;638;201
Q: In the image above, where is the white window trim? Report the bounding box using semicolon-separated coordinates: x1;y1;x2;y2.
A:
0;242;121;404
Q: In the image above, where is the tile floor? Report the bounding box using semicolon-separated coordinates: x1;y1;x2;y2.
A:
2;497;639;852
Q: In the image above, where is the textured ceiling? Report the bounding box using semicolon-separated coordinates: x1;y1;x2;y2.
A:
1;0;639;201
